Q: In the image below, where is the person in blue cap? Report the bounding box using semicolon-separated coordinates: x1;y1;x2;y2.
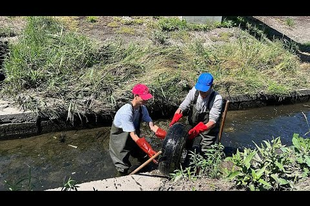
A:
169;72;223;154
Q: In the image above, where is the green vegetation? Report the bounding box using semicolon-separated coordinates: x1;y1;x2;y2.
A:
169;133;310;191
4;167;36;191
171;143;225;181
0;16;309;122
61;176;79;191
86;16;98;23
285;17;295;28
169;112;310;191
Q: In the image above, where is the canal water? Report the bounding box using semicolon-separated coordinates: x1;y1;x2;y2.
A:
222;102;310;150
0;102;309;191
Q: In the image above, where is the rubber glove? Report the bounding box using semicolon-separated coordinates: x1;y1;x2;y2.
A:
188;122;208;140
169;113;183;127
155;127;167;139
136;137;158;163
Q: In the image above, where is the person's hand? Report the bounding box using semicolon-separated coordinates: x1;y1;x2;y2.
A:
188;122;208;140
169;113;183;127
155;127;167;139
136;137;158;164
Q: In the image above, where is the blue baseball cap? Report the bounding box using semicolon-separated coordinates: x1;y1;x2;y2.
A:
195;73;213;92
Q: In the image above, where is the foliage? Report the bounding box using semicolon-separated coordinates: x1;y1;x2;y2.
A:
0;16;308;123
61;176;79;191
3;16;99;93
169;133;310;191
224;135;310;191
4;167;36;191
188;143;226;178
158;17;187;32
291;133;310;177
86;16;98;23
170;143;226;181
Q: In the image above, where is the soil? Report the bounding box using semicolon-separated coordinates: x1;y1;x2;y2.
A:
1;16;310;191
1;16;310;51
158;176;242;191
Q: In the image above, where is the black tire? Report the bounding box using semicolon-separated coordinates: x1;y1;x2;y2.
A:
0;73;5;81
158;122;191;176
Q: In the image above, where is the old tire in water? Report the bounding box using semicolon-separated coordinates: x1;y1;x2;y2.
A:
158;122;191;176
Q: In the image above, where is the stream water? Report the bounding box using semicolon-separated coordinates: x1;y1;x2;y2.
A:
0;102;309;191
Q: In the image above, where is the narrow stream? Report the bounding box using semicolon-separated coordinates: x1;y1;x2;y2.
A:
222;102;310;150
0;102;309;191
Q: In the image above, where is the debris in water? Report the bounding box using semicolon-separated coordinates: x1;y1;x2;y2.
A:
68;144;77;149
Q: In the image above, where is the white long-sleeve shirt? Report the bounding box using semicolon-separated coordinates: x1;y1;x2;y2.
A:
179;87;223;124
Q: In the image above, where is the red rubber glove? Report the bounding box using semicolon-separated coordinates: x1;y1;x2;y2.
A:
136;137;158;163
155;127;167;139
188;122;208;140
169;113;183;127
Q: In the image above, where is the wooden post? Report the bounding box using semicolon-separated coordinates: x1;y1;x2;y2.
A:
218;100;229;143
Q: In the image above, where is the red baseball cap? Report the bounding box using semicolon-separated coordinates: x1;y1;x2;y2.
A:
132;83;153;100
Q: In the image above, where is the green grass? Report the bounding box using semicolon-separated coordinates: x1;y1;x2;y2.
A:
0;16;309;120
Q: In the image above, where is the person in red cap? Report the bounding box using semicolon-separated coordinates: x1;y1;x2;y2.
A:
109;83;167;175
169;72;223;155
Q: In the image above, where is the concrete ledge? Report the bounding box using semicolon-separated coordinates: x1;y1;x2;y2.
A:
46;173;166;191
225;89;310;110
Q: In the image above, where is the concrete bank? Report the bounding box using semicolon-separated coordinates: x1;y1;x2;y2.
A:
46;171;167;191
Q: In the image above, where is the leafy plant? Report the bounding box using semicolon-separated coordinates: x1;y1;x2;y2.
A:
189;143;225;178
291;133;310;177
225;137;303;191
170;143;225;181
61;176;79;191
4;167;36;191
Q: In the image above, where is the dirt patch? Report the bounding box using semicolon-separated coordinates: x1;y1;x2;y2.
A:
158;177;241;191
72;16;155;46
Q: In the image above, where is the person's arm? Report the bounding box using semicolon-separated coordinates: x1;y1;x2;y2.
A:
140;106;156;132
140;106;166;138
133;131;158;163
209;94;223;124
169;88;196;127
178;87;196;112
129;131;140;142
148;121;156;132
144;111;167;139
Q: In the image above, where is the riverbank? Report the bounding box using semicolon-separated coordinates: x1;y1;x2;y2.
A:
2;89;310;140
1;16;310;136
